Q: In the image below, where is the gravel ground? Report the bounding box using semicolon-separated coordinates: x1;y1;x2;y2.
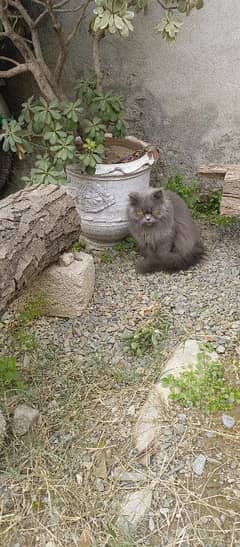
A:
0;219;240;546
39;220;240;356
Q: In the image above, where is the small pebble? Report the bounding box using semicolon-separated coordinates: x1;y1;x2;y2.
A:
176;423;185;435
162;441;172;449
127;405;136;417
95;478;105;492
149;516;155;532
160;507;169;518
222;414;235;429
216;345;225;354
206;431;214;438
192;454;206;476
178;413;187;423
200;516;210;524
117;471;146;483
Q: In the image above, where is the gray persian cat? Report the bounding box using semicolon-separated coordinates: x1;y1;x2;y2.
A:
128;188;204;274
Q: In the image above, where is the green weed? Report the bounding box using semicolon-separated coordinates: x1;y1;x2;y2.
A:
70;241;85;252
0;356;24;391
100;237;137;263
193;190;234;226
13;293;47;351
165;174;235;226
124;311;169;357
165;174;198;210
161;351;240;415
0;295;48;392
113;236;137;255
106;522;135;546
17;293;47;324
99;250;112;263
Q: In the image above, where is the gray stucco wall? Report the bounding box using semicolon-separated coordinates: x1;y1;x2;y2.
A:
99;0;240;181
3;0;240;184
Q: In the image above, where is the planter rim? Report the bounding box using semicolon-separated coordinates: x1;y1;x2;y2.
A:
74;134;159;177
66;162;151;181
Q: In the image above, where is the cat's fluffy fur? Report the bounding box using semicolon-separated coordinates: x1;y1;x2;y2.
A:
128;188;204;274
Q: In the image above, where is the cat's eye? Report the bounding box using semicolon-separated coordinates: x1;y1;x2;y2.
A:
136;211;144;217
152;209;161;216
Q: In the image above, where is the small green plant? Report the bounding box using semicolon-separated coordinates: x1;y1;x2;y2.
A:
165;174;198;209
162;352;240;415
0;356;24;391
0;295;47;394
70;241;85;252
17;294;47;324
113;236;137;255
165;174;235;226
13;293;47;351
193;190;234;226
124;312;169;357
99;250;112;263
0;82;127;181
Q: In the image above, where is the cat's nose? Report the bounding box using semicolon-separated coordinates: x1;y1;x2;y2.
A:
145;215;151;222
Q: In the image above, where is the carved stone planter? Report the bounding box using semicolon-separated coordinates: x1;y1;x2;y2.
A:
66;136;158;248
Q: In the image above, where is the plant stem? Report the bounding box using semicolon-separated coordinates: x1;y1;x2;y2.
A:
92;31;105;93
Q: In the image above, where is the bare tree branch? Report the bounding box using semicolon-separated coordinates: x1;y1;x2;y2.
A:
93;30;104;93
31;0;47;6
0;56;20;66
42;1;68;83
8;0;35;29
0;5;34;61
0;63;34;78
0;0;93;98
8;0;56;87
53;0;70;8
34;8;49;26
52;0;91;82
66;0;91;45
9;1;45;62
0;3;62;101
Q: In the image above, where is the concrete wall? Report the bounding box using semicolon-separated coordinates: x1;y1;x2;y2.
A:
4;0;240;183
98;0;240;181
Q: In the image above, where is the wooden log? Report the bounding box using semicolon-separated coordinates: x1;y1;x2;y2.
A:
0;184;81;315
198;164;239;176
220;170;240;216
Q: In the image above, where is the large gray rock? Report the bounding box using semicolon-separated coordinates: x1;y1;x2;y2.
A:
135;340;219;454
12;252;95;318
13;404;39;436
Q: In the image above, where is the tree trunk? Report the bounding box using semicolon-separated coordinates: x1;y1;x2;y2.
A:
0;184;81;315
30;63;66;101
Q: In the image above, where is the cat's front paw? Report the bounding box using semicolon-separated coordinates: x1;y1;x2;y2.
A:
136;259;155;275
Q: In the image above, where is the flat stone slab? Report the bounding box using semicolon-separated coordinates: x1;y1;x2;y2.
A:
135;339;219;453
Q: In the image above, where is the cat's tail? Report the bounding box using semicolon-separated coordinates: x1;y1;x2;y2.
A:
158;241;205;273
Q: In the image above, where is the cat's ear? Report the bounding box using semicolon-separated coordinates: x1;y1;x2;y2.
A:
152;189;163;201
129;192;140;205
